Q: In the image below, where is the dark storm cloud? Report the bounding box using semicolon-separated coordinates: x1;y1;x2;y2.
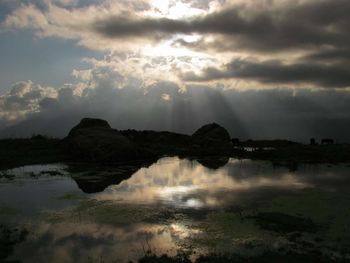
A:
92;0;350;52
304;48;350;63
92;0;350;89
182;59;350;88
93;8;276;39
93;16;192;38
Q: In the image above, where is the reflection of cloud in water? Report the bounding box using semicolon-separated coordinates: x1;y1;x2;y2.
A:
5;158;350;263
94;157;310;208
13;222;197;263
1;163;68;180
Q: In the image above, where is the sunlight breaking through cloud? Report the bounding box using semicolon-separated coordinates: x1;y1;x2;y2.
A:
1;0;350;139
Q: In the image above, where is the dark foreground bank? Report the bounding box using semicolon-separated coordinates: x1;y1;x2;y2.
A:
1;117;350;170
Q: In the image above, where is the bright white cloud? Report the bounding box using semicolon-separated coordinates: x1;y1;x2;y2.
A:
0;80;57;123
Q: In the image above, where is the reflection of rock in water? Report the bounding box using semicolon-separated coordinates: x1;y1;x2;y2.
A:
70;160;156;194
196;157;229;170
73;171;131;194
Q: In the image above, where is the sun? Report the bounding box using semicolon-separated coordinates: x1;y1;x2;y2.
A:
149;0;205;19
151;0;170;15
142;0;209;58
140;1;221;78
142;34;201;56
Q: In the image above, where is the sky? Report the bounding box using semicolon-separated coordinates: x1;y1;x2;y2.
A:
0;0;350;141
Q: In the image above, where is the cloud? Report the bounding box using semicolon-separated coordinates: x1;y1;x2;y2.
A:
1;0;350;140
92;0;350;52
0;80;57;123
161;93;172;101
303;48;350;64
52;0;79;7
2;69;350;142
182;59;350;88
1;0;154;51
4;0;348;89
4;0;349;53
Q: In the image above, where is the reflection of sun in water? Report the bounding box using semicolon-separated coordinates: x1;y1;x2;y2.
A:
160;185;198;199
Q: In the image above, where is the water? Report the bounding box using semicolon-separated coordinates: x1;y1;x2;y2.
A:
1;157;350;262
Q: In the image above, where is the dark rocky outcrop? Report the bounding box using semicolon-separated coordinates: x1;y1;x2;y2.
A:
66;118;154;162
121;130;190;146
192;123;231;147
121;123;233;156
68;118;111;136
65;118;235;162
4;117;350;170
121;130;191;156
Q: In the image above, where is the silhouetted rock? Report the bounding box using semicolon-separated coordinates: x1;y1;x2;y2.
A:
192;123;231;147
66;118;152;162
68;118;110;136
121;130;190;146
121;129;191;155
